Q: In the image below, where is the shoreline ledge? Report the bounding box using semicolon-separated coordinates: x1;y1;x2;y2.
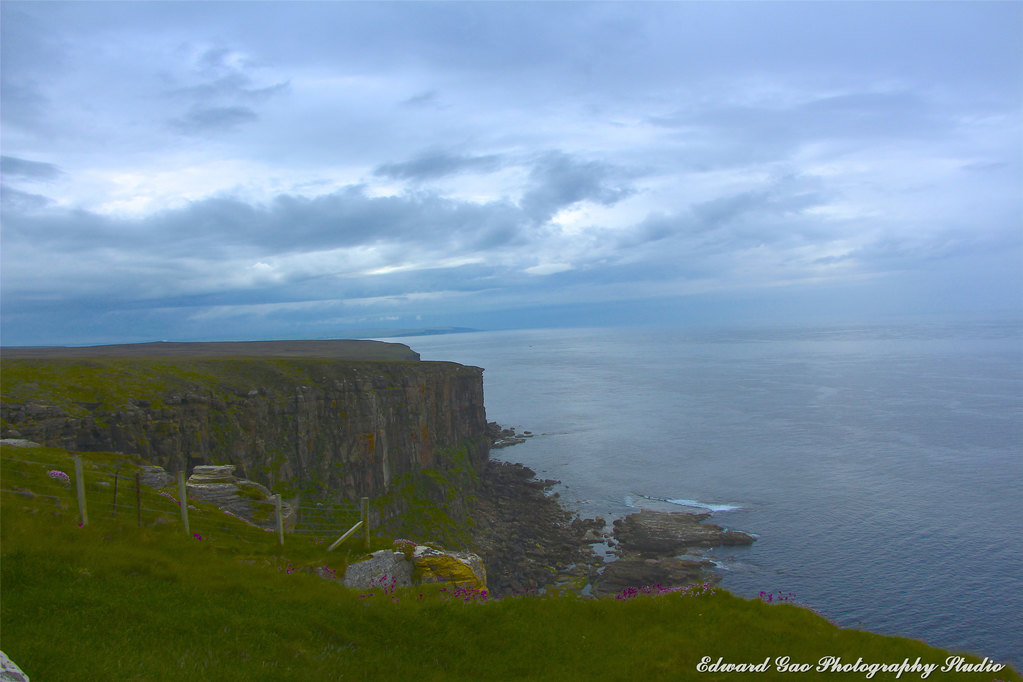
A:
471;429;756;597
595;509;756;596
485;421;533;449
611;509;756;556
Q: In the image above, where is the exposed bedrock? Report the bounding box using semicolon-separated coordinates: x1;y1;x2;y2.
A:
611;509;756;557
1;350;489;522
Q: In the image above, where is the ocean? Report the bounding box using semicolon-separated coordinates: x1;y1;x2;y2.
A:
387;319;1022;667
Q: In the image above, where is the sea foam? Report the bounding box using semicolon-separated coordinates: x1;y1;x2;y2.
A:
640;494;742;513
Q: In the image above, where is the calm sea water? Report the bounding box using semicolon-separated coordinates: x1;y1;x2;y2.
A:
388;319;1023;667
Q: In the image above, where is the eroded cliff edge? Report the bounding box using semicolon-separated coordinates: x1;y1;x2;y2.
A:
0;340;488;524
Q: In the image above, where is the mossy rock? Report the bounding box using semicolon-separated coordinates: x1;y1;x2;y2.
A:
411;545;486;592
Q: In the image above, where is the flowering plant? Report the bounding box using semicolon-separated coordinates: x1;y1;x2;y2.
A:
356;575;402;603
370;574;399;595
48;470;70;485
356;577;490;605
158;491;198;510
615;582;717;601
393;538;417;560
440;586;489;603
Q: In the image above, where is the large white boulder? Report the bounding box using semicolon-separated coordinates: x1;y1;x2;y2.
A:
343;550;413;590
1;650;29;682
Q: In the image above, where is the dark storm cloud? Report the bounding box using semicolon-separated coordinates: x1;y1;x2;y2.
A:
400;90;441;108
246;189;524;252
172;75;289;105
171;46;290;103
520;152;633;223
165;45;288;135
169;106;260;134
0;186;54;212
1;155;62;179
374;152;504;181
1;184;529;267
691;177;827;233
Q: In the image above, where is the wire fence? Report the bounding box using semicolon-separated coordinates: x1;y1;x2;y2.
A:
1;453;370;550
292;500;362;535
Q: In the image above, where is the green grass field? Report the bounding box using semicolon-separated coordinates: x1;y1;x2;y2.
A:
2;444;1018;681
0;355;438;417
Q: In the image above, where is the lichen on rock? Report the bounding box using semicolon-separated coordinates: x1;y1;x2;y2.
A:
342;544;487;593
411;545;487;592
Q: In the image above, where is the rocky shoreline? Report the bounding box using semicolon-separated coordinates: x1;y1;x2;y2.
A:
471;425;756;597
468;459;599;596
485;421;534;449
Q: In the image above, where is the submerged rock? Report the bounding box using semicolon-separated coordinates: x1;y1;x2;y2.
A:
486;421;532;449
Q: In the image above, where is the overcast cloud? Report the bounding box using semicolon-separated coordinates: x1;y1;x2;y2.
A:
1;2;1020;345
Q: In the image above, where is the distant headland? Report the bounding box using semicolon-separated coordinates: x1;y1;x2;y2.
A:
0;338;421;361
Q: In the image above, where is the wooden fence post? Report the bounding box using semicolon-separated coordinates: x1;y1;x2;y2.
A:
135;472;142;527
73;455;88;526
177;472;190;536
361;496;369;549
275;494;284;547
112;463;120;513
327;518;362;552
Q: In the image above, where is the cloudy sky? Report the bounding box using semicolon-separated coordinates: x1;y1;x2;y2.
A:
2;2;1020;346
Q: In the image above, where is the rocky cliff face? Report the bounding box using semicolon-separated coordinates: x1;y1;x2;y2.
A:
0;353;489;520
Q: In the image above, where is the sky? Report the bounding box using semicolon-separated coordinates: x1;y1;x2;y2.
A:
1;1;1021;346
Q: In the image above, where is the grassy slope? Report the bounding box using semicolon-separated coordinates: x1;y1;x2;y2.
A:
2;445;1018;681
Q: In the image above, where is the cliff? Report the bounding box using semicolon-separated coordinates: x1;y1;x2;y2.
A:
0;340;489;522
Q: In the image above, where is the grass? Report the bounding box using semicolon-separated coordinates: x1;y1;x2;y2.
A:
2;443;1020;681
0;355;458;416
